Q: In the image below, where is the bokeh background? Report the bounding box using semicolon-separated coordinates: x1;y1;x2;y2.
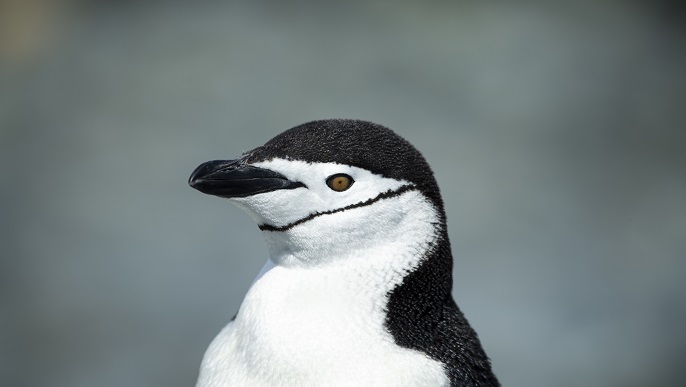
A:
1;1;684;386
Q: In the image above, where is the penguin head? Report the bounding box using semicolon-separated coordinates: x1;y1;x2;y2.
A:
189;120;446;266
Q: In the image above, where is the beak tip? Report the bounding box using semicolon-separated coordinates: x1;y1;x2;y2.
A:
188;162;211;189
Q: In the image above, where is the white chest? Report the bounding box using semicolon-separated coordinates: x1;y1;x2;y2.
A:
196;262;448;387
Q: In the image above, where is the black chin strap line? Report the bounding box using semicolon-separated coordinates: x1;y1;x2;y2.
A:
258;184;417;232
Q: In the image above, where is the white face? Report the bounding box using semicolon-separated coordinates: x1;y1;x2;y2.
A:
230;158;439;267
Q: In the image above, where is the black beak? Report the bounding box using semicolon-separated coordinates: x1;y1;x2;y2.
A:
188;159;305;198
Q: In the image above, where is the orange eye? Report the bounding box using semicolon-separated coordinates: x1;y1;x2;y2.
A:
326;174;354;192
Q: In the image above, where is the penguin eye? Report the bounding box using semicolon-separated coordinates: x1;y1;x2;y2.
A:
326;174;354;192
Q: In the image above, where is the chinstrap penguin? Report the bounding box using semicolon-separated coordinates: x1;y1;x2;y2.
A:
188;119;499;386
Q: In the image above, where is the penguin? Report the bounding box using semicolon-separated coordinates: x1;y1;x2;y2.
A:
188;119;499;387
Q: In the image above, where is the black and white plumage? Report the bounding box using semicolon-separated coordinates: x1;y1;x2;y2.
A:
189;119;499;386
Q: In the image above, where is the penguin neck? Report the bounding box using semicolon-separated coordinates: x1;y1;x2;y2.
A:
241;189;455;332
243;189;448;318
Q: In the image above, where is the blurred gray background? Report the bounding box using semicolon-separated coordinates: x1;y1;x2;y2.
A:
1;1;684;386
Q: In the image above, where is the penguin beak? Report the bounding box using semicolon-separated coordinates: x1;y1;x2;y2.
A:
188;159;305;198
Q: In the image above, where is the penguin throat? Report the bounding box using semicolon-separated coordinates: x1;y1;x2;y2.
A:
259;189;442;269
257;184;416;232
